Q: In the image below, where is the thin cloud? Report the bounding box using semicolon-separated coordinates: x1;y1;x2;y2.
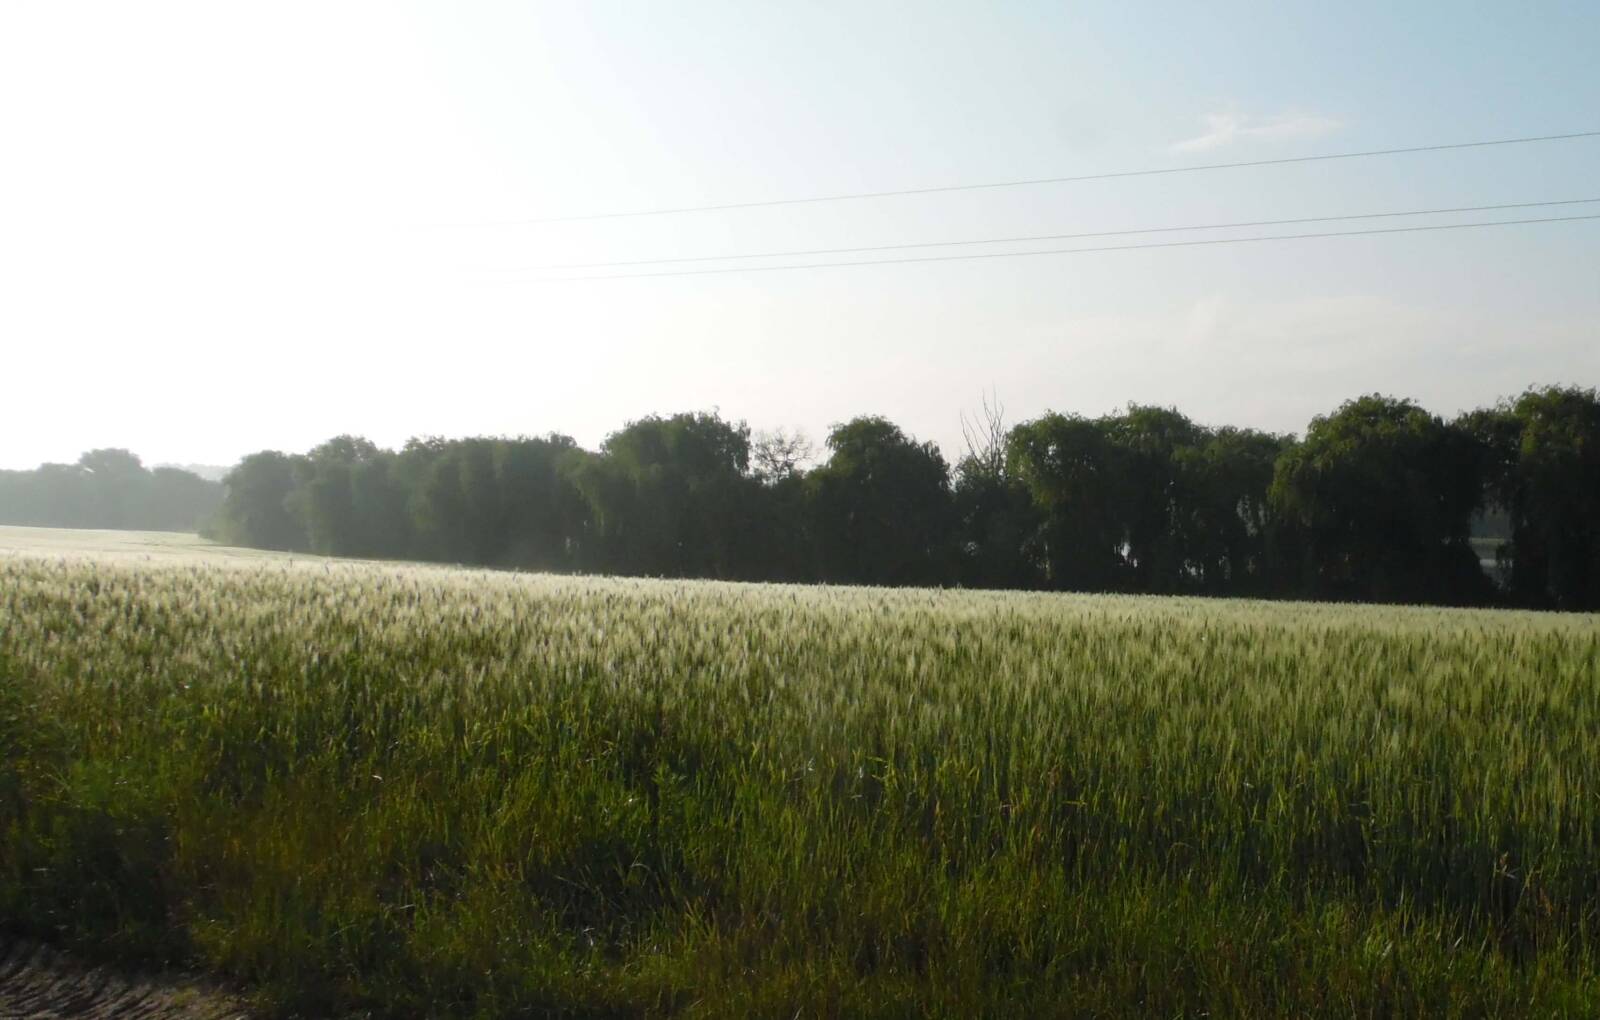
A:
1171;111;1344;153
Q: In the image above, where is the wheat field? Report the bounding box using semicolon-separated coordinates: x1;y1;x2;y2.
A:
3;526;1599;1017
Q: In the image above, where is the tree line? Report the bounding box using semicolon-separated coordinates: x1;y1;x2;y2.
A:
0;449;222;533
4;386;1596;610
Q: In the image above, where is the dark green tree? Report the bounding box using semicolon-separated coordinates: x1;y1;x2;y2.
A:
1269;395;1487;604
215;451;308;551
1178;427;1292;594
807;416;955;586
494;435;586;571
1463;386;1600;610
572;412;758;578
1007;413;1125;591
1101;406;1209;592
952;397;1038;589
410;439;502;564
746;428;817;582
289;436;408;559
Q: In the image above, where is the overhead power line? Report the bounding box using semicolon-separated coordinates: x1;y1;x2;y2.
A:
479;130;1600;225
519;213;1600;282
514;197;1600;271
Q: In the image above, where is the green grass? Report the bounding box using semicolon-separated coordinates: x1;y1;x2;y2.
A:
3;527;1600;1017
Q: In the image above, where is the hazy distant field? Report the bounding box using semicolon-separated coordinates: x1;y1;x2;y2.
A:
3;526;1600;1017
0;525;279;562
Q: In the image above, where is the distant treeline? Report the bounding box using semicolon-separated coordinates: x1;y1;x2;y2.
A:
0;449;222;533
5;387;1597;610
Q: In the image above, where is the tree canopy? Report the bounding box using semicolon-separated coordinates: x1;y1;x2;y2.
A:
10;387;1600;611
1270;395;1489;605
0;450;221;533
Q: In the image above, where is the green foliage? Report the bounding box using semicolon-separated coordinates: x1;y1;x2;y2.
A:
1463;387;1600;610
1005;407;1289;595
1007;412;1126;590
1270;395;1489;604
576;412;760;579
410;438;504;564
17;389;1599;609
213;451;308;552
1180;426;1292;594
4;544;1600;1015
952;469;1038;590
0;450;221;533
807;416;955;585
282;438;411;560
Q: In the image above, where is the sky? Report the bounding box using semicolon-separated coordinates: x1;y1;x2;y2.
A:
1;1;1597;471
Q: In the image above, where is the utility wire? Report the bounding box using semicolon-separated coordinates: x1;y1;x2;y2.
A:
512;197;1600;271
477;130;1600;225
518;213;1600;282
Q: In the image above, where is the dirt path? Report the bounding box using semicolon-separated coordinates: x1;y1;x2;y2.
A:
0;938;251;1019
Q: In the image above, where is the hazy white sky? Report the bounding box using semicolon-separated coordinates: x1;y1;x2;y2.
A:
2;1;1596;470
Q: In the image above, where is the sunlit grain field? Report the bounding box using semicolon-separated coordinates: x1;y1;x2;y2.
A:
3;527;1600;1017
